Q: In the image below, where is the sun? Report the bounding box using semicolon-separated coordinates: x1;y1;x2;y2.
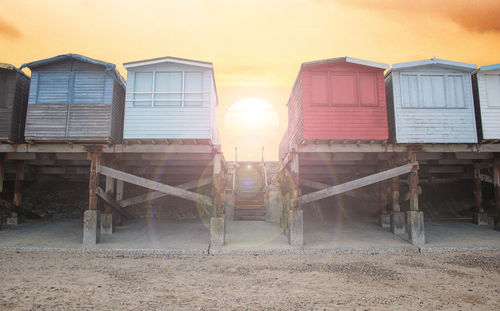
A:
224;98;279;130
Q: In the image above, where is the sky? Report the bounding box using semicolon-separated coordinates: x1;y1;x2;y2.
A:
1;0;500;161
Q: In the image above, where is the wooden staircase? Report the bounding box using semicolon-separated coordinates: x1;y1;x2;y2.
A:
233;162;267;221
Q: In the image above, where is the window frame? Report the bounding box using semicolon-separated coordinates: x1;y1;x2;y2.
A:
130;70;207;108
309;70;379;107
399;71;468;109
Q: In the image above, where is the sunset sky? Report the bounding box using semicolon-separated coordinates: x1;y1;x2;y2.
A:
1;0;500;161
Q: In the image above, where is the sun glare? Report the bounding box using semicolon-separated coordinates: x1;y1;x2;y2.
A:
224;98;279;131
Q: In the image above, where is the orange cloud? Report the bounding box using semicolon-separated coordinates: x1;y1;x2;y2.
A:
337;0;500;33
0;17;23;39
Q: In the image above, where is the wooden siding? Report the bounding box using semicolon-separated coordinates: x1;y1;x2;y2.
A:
388;65;477;143
279;73;303;160
301;61;388;141
474;69;500;140
123;63;214;140
0;69;30;142
25;59;124;142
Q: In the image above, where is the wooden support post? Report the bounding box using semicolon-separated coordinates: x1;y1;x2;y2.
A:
408;156;419;212
88;152;99;211
392;176;400;213
101;173;115;234
84;151;101;245
473;167;483;213
7;161;24;225
407;152;424;245
472;166;488;225
115;176;124;226
0;154;5;193
13;161;24;207
379;178;390;230
494;161;500;231
210;153;225;246
289;148;303;246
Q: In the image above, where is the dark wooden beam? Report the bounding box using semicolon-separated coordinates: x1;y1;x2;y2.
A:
295;162;418;206
88;152;99;210
98;165;213;207
96;187;134;219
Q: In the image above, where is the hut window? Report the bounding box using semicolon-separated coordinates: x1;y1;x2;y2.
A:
36;72;71;104
154;72;182;106
133;72;153;106
401;74;420;108
358;73;378;107
73;72;105;104
310;72;328;106
446;75;466;108
132;71;205;107
184;72;203;107
401;73;467;109
485;74;500;107
330;73;357;106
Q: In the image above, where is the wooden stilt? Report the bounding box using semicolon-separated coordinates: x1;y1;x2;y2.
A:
494;161;500;230
289;148;303;246
408;153;419;212
392;176;400;212
13;161;24;208
0;155;5;193
210;153;225;246
380;180;388;214
115;176;124;226
88;151;99;210
473;167;483;213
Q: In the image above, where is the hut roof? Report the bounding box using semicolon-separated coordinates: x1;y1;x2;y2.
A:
476;63;500;72
301;57;389;70
0;62;30;79
123;56;213;69
391;57;477;72
20;54;125;88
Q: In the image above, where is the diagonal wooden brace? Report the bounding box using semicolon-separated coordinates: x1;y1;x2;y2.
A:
294;162;419;206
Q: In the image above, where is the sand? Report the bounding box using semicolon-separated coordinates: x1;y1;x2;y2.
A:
0;250;499;310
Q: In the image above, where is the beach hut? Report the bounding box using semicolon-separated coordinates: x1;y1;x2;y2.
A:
122;56;219;144
472;63;500;141
21;54;125;143
279;57;389;159
385;57;477;143
0;63;30;143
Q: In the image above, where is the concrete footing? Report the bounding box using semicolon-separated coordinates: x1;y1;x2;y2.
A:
83;210;101;246
101;213;114;234
472;212;489;226
288;209;303;247
379;213;390;230
406;211;425;245
6;213;18;225
210;217;225;246
391;212;406;235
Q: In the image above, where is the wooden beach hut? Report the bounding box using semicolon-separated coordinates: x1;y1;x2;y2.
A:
21;54;126;143
472;63;500;141
385;57;477;143
0;63;30;143
279;57;389;160
122;56;219;144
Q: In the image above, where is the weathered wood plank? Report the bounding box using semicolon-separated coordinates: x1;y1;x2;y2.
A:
295;162;418;205
119;177;212;207
88;152;99;210
98;165;213;206
13;161;24;207
0;155;4;193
